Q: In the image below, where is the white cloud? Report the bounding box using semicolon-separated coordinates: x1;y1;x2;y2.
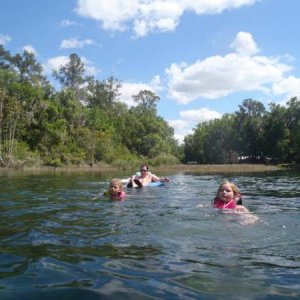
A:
119;77;161;107
76;0;138;31
166;32;292;104
133;1;182;36
272;76;300;100
118;76;220;144
43;56;69;74
23;45;37;56
186;0;257;14
43;55;100;76
80;57;101;76
167;119;192;144
0;34;11;45
180;108;222;123
230;31;259;56
150;75;163;91
75;0;259;37
60;19;81;27
60;38;95;49
168;107;222;144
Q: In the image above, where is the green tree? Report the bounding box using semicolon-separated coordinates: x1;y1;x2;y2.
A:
235;99;266;160
262;103;289;162
53;53;88;101
285;97;300;162
11;50;45;85
132;90;160;113
87;76;122;110
0;45;13;70
127;102;175;158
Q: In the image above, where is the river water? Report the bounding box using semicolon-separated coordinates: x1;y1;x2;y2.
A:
0;170;299;299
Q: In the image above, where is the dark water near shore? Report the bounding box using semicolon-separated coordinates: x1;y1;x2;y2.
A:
0;171;300;299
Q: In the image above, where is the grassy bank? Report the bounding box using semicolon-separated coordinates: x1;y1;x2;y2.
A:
152;164;282;173
0;163;283;175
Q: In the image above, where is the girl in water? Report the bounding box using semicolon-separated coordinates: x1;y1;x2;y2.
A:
103;178;126;201
213;180;249;212
213;180;259;224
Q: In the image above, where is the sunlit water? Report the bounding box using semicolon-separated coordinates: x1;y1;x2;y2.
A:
0;171;300;299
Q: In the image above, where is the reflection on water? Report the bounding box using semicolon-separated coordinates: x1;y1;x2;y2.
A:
0;171;300;299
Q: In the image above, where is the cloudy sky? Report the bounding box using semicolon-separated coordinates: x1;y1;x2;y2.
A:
1;0;300;143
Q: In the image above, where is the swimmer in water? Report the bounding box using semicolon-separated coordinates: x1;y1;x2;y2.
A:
96;178;126;201
127;163;169;188
212;180;259;224
213;180;249;212
106;178;126;200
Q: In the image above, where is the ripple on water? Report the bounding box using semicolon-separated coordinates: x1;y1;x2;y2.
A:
0;171;300;299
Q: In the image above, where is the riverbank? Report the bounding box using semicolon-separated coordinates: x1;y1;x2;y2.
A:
0;163;283;175
153;163;282;173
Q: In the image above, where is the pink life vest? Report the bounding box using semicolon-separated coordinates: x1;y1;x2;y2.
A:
213;198;236;209
119;191;126;198
113;190;126;200
104;190;126;200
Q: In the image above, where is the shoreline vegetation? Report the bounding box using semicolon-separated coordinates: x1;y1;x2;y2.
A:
0;163;285;175
1;48;300;170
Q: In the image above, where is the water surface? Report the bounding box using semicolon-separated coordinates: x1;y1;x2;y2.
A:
0;171;299;299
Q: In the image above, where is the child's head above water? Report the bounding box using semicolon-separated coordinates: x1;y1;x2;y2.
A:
216;180;240;203
107;178;125;200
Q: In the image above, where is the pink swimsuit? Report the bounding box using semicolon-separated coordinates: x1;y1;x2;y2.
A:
213;198;236;209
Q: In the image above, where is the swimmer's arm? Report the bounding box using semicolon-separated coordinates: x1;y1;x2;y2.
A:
149;173;160;182
160;177;170;182
236;205;249;213
92;193;103;200
151;174;170;182
236;205;259;224
92;190;110;200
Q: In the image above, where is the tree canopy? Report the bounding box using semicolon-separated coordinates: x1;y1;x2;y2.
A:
0;47;180;168
0;45;299;168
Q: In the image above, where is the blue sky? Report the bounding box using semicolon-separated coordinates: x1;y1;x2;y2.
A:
1;0;300;143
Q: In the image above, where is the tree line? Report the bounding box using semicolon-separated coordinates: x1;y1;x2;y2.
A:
0;45;299;168
184;98;300;164
0;46;181;168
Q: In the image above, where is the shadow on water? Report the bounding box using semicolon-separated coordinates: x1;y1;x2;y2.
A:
0;170;300;299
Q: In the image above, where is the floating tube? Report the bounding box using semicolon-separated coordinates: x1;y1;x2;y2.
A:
125;180;165;188
144;181;164;187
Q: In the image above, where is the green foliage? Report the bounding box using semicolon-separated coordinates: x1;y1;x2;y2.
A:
184;98;300;164
46;158;64;168
52;53;90;103
12;50;45;85
111;156;141;170
1;139;41;167
86;107;113;131
87;76;121;109
53;54;85;89
132;89;159;113
149;153;179;166
1;45;300;168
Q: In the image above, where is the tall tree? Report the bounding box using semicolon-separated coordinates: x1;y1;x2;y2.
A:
0;45;12;70
285;97;300;162
235;99;266;159
87;76;121;110
127;91;176;158
262;103;289;162
132;90;160;113
11;50;45;85
53;53;88;101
